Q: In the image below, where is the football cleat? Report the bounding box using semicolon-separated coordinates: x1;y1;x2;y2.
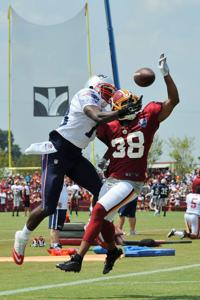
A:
12;231;28;265
103;247;123;275
50;243;62;250
56;254;82;272
128;230;137;236
154;209;160;216
167;229;176;238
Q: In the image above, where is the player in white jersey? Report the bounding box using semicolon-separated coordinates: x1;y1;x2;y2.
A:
168;184;200;239
12;74;139;265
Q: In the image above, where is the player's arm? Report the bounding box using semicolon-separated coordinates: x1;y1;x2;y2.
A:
97;149;110;170
84;105;118;123
84;101;139;124
158;53;180;123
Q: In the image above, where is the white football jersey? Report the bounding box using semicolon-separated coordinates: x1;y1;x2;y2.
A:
56;88;104;149
186;193;200;215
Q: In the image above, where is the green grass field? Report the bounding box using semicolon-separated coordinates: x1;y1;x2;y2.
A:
0;211;200;299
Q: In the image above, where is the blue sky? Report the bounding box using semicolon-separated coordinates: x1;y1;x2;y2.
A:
0;0;199;162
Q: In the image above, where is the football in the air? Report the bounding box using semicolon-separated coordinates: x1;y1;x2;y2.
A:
133;67;155;87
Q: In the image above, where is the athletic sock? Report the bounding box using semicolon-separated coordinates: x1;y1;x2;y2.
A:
21;224;32;240
174;230;184;238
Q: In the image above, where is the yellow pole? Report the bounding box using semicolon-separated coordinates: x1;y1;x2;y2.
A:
8;6;12;168
85;1;96;166
85;1;92;77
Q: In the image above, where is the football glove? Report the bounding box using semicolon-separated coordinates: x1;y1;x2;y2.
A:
158;53;169;77
118;96;143;118
97;158;107;170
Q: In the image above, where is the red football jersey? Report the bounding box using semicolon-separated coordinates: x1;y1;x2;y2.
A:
192;176;200;193
97;101;162;181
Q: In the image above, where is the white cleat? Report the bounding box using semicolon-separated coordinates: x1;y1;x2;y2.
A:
167;229;176;238
12;231;28;265
128;230;137;236
154;209;160;216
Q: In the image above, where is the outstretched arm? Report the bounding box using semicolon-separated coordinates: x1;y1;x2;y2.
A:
84;100;141;124
158;54;180;123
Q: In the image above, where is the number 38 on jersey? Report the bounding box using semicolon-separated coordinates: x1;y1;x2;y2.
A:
111;131;144;159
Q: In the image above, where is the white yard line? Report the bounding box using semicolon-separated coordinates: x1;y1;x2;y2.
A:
0;263;200;296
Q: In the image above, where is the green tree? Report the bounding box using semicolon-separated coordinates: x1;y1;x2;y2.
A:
148;135;163;165
0;148;8;168
0;129;13;151
167;136;195;176
0;129;22;163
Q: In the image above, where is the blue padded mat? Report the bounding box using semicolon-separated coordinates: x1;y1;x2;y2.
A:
93;246;108;254
123;246;175;257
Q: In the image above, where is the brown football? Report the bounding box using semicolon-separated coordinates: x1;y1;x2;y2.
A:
133;67;155;87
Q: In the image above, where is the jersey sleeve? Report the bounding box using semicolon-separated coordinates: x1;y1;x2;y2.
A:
96;123;110;146
144;101;162;120
78;89;101;110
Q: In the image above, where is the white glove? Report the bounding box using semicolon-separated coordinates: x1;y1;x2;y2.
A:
158;53;169;77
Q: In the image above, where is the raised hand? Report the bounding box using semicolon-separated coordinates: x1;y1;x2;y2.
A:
158;53;170;77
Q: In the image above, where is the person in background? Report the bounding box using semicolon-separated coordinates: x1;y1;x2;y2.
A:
148;179;160;214
11;180;23;217
22;182;31;217
0;188;7;212
118;197;138;236
157;178;170;216
168;183;200;239
49;178;68;250
69;182;81;216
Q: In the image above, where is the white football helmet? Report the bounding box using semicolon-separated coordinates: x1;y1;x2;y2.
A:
85;74;116;104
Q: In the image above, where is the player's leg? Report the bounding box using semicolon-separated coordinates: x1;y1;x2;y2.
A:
162;198;167;216
168;213;194;239
13;153;64;265
118;215;125;231
49;209;66;249
56;179;139;273
67;155;102;204
16;199;20;216
100;220;123;274
187;214;200;239
128;199;137;235
98;183;138;274
26;153;64;230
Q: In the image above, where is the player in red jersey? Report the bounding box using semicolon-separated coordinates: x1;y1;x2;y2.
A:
57;53;179;274
192;170;200;193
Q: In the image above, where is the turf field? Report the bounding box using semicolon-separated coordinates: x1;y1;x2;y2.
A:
0;211;200;299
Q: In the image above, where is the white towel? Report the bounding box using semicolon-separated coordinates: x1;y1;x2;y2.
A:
24;141;57;155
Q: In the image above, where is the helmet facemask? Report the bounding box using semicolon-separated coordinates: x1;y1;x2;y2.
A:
85;74;116;107
95;83;116;107
111;89;143;120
